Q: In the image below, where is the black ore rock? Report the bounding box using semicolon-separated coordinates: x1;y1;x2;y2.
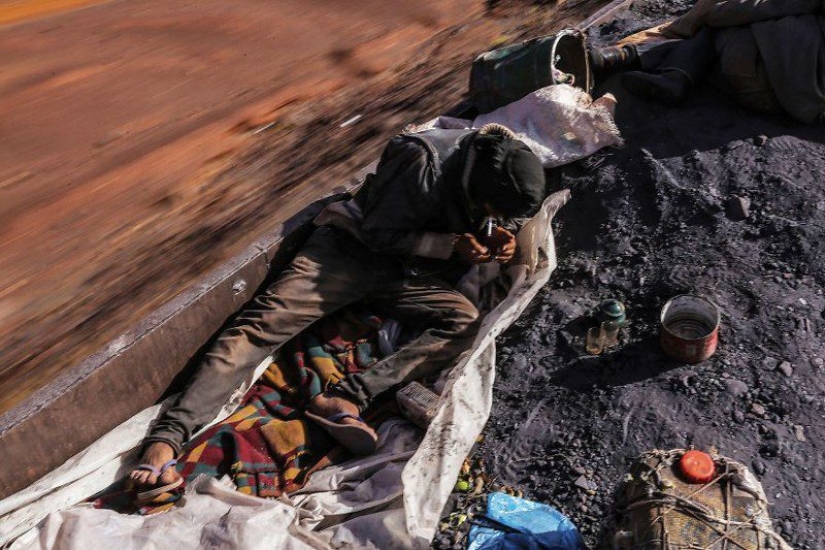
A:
725;195;751;221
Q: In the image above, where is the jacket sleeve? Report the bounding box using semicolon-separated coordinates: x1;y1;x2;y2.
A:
358;138;460;259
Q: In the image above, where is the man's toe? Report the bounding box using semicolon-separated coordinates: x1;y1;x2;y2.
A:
133;470;156;486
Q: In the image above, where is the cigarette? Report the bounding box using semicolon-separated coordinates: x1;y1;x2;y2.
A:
486;217;493;238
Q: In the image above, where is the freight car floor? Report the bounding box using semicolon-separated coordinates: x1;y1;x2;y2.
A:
448;1;825;548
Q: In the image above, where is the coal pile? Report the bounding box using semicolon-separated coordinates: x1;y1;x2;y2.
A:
435;1;825;548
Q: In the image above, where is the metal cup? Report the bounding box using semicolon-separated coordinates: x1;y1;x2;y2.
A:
660;294;720;363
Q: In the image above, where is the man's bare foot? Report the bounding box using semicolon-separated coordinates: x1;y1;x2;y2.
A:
307;391;378;454
128;441;179;488
309;392;370;429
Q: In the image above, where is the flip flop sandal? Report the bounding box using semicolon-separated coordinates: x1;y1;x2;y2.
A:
305;411;378;456
135;459;184;502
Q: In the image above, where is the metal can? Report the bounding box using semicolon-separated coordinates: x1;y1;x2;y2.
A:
468;28;593;113
660;295;720;364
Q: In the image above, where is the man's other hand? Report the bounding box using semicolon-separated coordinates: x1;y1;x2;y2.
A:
483;226;517;264
454;233;492;264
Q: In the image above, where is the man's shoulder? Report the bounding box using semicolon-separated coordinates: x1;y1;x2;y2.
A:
379;129;475;184
377;133;430;167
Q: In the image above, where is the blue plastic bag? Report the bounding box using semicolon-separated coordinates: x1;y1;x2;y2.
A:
467;492;584;550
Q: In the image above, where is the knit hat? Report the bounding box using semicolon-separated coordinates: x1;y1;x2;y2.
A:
467;133;546;219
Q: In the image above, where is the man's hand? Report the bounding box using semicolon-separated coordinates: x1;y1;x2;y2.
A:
454;233;492;264
482;226;517;264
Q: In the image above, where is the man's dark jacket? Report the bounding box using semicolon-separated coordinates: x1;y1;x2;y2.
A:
315;128;494;273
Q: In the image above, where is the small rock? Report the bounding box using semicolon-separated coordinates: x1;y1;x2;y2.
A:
780;521;793;537
726;379;748;397
752;460;767;476
575;260;597;278
754;135;768;146
811;357;823;370
573;476;590;490
559;330;576;349
760;440;780;457
777;361;793;377
578;505;588;514
679;370;697;388
570;465;586;476
751;403;766;416
725;195;751;221
732;410;745;423
794;425;806;442
762;357;779;370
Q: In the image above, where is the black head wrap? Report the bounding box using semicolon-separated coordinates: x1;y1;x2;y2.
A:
467;133;546;219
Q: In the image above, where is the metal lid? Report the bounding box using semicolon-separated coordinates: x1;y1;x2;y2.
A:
599;299;625;319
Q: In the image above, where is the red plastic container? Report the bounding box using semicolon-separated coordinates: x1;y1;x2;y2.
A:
660;295;720;364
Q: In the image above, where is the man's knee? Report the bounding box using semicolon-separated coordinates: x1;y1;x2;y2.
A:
441;298;481;335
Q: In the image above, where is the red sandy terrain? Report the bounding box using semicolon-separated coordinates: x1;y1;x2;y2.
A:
0;0;607;412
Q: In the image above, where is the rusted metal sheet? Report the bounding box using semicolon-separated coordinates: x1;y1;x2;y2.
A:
0;181;364;499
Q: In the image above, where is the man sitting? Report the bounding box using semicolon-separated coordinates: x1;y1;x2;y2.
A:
129;124;548;496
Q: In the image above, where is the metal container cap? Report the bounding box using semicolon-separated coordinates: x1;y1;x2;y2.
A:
599;299;626;325
600;299;625;317
678;450;716;484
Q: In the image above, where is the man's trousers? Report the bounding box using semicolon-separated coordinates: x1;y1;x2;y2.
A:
146;226;480;453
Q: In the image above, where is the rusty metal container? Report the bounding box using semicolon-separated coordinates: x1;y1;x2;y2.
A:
660;294;720;364
468;28;592;113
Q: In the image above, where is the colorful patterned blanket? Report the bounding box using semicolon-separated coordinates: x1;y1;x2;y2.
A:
95;307;398;514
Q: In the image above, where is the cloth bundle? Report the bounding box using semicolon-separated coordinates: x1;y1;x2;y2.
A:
611;449;791;549
428;84;623;169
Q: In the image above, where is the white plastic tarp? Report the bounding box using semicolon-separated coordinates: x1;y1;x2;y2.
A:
3;189;568;550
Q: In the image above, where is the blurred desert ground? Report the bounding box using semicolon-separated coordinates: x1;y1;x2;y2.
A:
0;0;605;412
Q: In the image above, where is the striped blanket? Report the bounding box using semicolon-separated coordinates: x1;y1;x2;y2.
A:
95;307;398;514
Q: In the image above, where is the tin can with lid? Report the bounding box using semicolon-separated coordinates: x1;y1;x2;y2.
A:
597;298;627;327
